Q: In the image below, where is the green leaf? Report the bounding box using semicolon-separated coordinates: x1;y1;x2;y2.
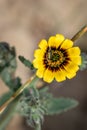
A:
18;56;34;70
0;42;18;90
80;52;87;71
0;42;16;73
0;68;12;87
7;77;22;92
45;98;78;115
0;68;22;91
39;87;78;115
0;42;22;92
0;91;13;106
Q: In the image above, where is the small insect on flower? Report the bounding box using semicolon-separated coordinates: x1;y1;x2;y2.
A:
47;47;52;60
33;34;81;83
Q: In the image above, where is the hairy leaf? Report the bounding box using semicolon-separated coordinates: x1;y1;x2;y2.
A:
45;98;78;115
0;42;22;91
0;91;13;106
18;56;34;70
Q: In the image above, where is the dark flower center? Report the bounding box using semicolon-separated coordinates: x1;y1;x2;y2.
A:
49;51;60;62
43;46;70;71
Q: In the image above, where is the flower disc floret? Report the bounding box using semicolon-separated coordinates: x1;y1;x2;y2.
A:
33;34;81;83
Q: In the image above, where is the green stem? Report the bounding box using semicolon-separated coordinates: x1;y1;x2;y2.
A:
71;25;87;42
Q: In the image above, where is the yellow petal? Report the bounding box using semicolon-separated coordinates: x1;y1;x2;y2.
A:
60;39;73;49
43;69;54;83
36;67;45;78
54;69;66;82
48;36;56;47
70;56;81;65
48;34;65;48
66;72;76;79
67;47;81;57
60;66;76;79
39;40;48;50
34;49;44;59
55;34;65;48
33;59;43;68
64;62;79;74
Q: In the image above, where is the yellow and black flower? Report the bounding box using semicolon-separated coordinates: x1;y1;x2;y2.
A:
33;34;81;83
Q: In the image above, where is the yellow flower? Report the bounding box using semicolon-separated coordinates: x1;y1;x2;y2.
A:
33;34;81;83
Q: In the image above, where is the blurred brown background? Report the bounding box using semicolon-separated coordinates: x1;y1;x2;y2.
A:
0;0;87;130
